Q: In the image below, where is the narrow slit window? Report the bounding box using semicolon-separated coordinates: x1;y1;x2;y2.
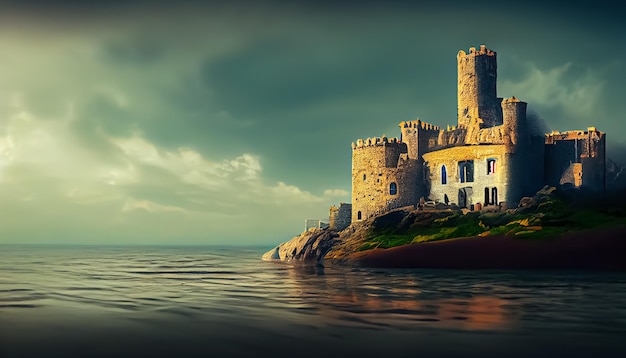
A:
487;158;496;175
441;165;447;185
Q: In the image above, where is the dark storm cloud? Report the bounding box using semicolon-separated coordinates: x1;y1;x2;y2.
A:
200;37;437;117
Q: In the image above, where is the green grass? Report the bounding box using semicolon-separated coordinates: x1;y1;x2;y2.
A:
357;192;626;251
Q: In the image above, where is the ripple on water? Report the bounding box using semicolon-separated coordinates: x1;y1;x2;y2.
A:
0;246;625;340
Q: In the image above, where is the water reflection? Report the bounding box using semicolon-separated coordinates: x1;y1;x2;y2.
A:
278;263;522;331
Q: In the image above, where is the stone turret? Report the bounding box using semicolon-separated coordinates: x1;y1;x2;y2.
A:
351;137;418;222
502;96;528;149
457;45;501;128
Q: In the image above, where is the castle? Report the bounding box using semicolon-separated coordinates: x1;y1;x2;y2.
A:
328;44;605;231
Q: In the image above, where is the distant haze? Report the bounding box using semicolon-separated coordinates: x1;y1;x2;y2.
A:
0;1;623;245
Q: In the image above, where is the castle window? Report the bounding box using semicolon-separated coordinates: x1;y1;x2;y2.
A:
357;211;362;220
389;182;397;195
459;160;474;183
484;187;498;205
487;158;496;175
363;174;366;181
441;165;447;185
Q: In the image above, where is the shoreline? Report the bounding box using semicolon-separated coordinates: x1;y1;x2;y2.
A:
338;225;626;270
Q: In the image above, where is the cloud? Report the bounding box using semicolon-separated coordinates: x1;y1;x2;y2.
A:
0;101;348;244
323;189;349;197
499;61;607;130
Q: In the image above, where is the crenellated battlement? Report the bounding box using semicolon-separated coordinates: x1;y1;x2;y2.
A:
399;119;441;132
545;127;604;142
502;96;522;104
457;44;496;59
351;136;402;150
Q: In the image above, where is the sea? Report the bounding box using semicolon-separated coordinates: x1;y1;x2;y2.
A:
1;245;626;358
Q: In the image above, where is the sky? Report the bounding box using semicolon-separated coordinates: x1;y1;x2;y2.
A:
0;0;624;245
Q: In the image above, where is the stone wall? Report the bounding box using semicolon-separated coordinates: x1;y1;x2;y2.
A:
351;139;419;222
304;219;329;232
545;128;606;192
399;120;441;160
329;203;352;231
423;144;511;208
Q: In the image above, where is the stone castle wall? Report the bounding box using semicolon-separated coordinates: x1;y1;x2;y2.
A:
545;128;606;191
351;138;418;222
399;120;441;159
329;203;352;231
423;144;511;207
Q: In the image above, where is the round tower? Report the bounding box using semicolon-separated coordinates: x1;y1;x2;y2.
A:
501;96;528;148
457;45;499;128
351;137;415;222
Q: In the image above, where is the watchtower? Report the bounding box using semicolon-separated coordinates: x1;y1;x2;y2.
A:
457;45;500;128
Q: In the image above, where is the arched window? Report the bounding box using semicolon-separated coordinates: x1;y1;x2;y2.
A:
459;160;474;183
492;187;498;205
389;182;397;195
357;211;362;220
363;174;366;181
441;165;447;185
485;187;490;205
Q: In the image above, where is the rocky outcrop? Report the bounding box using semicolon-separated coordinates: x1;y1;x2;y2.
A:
263;185;626;269
515;185;557;213
262;227;340;264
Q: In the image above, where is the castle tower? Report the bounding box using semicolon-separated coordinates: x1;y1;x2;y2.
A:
502;96;528;148
351;137;418;222
457;45;500;128
399;120;420;160
501;96;545;203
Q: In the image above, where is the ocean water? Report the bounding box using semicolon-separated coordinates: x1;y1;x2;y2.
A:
1;245;626;358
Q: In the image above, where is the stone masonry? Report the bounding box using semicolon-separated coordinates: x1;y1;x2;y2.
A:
327;44;605;227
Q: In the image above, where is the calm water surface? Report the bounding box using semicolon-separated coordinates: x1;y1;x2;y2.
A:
1;245;625;358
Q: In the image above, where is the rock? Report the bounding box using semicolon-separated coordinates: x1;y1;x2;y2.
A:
261;247;281;261
536;185;557;196
518;196;536;208
261;227;340;264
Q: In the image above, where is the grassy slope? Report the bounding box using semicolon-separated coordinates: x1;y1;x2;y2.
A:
359;188;626;251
